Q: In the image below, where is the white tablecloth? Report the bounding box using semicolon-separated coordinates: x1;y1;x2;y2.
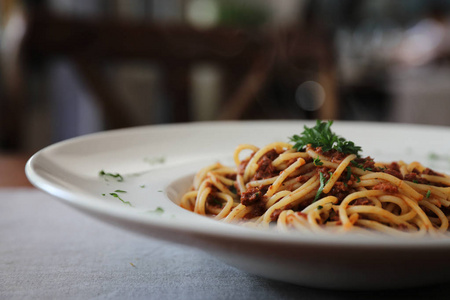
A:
1;188;449;299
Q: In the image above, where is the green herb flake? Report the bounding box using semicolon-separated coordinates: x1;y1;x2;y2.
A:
425;190;431;198
99;170;124;182
314;172;327;202
345;166;352;182
212;198;223;208
289;120;362;156
428;153;439;160
144;156;166;165
114;189;127;193
350;160;363;169
313;157;323;166
109;192;132;206
317;205;323;210
140;185;146;188
350;160;372;171
229;185;237;194
148;207;164;215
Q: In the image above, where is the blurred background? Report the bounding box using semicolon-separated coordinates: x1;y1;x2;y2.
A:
2;0;450;153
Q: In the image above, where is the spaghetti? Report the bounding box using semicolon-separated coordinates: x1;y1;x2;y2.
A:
180;121;450;236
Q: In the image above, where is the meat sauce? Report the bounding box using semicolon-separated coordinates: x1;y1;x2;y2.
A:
251;150;279;180
238;150;280;219
237;146;447;222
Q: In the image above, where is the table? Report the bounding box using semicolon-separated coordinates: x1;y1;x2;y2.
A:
0;154;33;187
1;160;450;299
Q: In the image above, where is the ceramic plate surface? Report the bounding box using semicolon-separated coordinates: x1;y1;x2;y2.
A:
26;121;450;290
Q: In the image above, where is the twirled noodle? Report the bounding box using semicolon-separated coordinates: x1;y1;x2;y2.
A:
180;142;450;237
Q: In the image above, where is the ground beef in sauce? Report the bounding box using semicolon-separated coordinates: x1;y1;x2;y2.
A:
382;169;403;179
351;156;376;170
314;166;356;202
328;210;341;223
270;208;284;221
381;162;403;179
239;146;450;223
224;173;237;181
328;182;353;202
316;167;332;181
373;182;399;193
403;173;429;184
252;150;279;180
206;194;222;208
308;146;347;163
352;197;372;206
423;168;443;176
296;175;309;184
240;186;263;206
237;157;251;176
329;151;348;163
401;167;444;185
388;162;401;171
243;201;266;219
294;199;313;212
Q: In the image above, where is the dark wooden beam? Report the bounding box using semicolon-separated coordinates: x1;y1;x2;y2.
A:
23;13;263;65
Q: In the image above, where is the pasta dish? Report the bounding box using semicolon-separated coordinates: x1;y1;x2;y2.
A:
180;121;450;236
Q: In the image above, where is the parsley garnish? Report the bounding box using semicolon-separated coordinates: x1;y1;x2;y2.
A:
345;166;352;182
350;160;363;168
317;205;323;210
290;120;362;156
109;192;132;206
350;160;372;171
148;207;164;215
425;190;431;198
99;170;124;182
314;172;328;202
144;156;166;165
229;185;237;194
313;157;323;166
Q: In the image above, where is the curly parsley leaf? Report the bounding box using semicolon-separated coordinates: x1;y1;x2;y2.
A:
289;120;362;156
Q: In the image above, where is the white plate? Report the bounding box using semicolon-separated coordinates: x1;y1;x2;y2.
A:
26;120;450;290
